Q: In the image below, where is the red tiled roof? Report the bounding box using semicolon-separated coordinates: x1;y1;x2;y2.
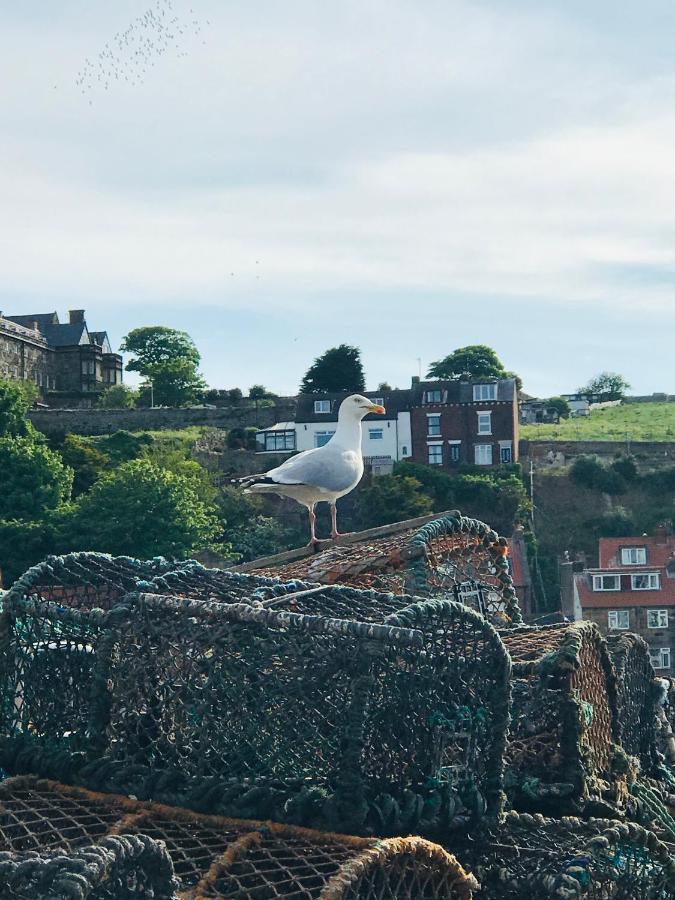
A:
507;538;526;588
576;573;675;608
598;535;675;569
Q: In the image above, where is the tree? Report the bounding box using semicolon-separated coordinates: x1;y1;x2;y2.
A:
120;326;206;407
546;397;571;420
427;345;508;381
97;430;155;464
0;437;73;519
353;475;432;530
58;434;110;497
0;379;38;439
578;372;631;401
98;384;139;409
300;345;366;394
570;455;627;495
377;382;393;392
66;459;220;559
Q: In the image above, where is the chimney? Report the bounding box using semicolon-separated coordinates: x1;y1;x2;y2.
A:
559;558;580;621
69;309;85;325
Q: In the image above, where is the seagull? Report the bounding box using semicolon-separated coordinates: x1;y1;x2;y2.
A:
234;394;385;544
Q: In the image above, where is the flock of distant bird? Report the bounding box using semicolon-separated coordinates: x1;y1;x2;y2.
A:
74;0;209;102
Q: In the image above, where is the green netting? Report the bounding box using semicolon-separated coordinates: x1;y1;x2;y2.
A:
500;622;623;815
0;584;510;837
449;811;675;899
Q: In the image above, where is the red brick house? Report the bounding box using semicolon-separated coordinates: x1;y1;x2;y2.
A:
573;525;675;672
409;377;519;468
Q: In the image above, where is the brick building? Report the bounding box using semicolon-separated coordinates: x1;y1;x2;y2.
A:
409;378;519;468
572;525;675;673
0;310;122;406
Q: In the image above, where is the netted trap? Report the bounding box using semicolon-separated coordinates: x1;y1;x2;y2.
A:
606;632;662;778
0;776;478;899
237;512;523;627
0;584;510;836
449;810;675;899
499;622;622;815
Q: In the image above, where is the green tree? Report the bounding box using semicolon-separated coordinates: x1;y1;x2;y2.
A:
96;430;155;464
98;384;139;409
0;437;73;519
120;326;206;407
0;379;38;438
578;372;631;401
66;459;220;559
353;475;432;530
300;345;366;394
427;345;512;381
570;455;627;495
0;515;64;587
546;397;571;419
377;382;393;392
58;434;110;496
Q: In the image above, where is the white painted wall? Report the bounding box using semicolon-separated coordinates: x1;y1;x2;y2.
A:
294;415;411;461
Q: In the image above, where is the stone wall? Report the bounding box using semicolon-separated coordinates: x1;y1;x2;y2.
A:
28;399;297;437
521;439;675;471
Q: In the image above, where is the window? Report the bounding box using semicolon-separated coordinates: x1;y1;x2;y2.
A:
449;442;461;463
372;397;384;406
368;428;384;440
428;444;443;465
608;610;630;630
105;369;117;384
427;414;441;436
647;609;669;628
632;573;660;591
425;390;442;404
649;648;671;669
262;431;296;452
314;430;335;447
81;359;96;375
473;383;497;401
500;445;512;463
475;444;493;465
593;575;620;591
477;412;492;434
314;400;331;414
621;547;647;565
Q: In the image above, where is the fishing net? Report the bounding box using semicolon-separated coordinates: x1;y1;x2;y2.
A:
0;585;510;836
449;810;675;899
0;776;478;899
499;622;621;814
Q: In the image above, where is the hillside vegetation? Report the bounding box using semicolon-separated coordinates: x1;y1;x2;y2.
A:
521;402;675;442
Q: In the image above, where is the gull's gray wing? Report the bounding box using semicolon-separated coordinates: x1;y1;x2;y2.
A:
265;446;359;493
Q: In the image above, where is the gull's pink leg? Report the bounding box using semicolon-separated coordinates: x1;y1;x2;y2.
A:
330;503;342;539
307;505;318;546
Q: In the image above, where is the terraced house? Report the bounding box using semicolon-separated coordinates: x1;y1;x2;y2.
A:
573;525;675;672
0;309;122;406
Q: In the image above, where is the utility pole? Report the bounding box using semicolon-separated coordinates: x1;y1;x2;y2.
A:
529;459;535;526
149;380;154;409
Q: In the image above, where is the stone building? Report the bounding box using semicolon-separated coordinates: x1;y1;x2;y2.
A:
0;310;122;407
570;525;675;673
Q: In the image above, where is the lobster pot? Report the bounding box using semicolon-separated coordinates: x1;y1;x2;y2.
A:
450;811;675;900
500;622;621;814
606;632;662;775
235;512;523;627
0;776;478;900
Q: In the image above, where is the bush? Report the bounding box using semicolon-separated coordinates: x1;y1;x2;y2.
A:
0;437;73;519
58;434;110;497
610;455;638;483
353;475;433;530
227;427;258;450
98;385;139;409
570;455;627;494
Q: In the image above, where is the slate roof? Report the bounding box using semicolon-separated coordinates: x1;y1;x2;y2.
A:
599;535;675;570
6;312;59;329
89;331;113;352
575;572;675;608
412;378;517;404
41;322;89;347
295;389;412;423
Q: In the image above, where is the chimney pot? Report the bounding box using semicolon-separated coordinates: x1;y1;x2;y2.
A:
69;309;85;324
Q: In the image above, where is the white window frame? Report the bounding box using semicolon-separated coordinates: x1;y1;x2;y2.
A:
427;413;441;436
477;411;492;435
621;547;647;565
371;397;384;406
474;444;493;466
448;440;461;463
314;430;335;448
428;442;443;465
368;428;384;441
647;609;669;628
608;609;630;630
425;389;442;404
473;383;497;402
631;573;660;591
593;574;621;591
649;647;671;669
314;400;331;414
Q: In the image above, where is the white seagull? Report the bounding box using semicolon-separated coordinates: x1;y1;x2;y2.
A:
236;394;385;544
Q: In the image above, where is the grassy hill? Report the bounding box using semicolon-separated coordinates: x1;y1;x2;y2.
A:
521;402;675;442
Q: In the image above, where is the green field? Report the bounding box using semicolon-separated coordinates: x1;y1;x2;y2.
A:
521;402;675;442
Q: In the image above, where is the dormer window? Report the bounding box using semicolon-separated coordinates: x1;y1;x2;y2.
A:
425;390;442;404
314;400;331;414
621;547;646;565
372;397;384;406
473;383;497;401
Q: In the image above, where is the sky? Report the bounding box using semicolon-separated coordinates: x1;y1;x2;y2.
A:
2;1;675;397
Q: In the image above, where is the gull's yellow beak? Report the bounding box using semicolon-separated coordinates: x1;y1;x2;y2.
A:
368;404;386;415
